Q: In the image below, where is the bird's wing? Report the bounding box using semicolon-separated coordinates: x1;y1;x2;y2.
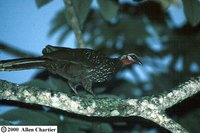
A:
42;47;106;67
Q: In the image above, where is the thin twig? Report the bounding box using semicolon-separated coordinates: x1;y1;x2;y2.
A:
64;0;85;48
0;42;36;57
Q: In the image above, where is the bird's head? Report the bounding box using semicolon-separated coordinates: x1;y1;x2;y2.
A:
120;53;142;65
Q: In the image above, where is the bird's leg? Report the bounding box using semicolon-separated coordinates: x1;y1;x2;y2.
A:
82;80;95;97
68;81;78;95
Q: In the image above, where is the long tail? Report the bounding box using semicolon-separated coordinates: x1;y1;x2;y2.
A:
0;57;46;71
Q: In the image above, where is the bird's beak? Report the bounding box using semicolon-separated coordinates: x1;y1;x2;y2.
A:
134;57;142;65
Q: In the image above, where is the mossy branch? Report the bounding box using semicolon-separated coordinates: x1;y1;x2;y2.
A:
1;77;200;132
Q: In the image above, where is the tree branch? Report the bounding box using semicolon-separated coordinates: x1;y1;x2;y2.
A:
0;42;36;57
63;0;85;48
1;77;200;132
160;77;200;109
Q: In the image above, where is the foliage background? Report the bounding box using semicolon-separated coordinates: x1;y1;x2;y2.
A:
0;0;200;133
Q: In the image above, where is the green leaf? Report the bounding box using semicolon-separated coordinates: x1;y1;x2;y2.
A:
64;0;92;26
118;15;148;42
0;119;12;125
57;28;70;44
97;0;119;21
179;109;200;133
182;0;200;26
73;0;92;26
35;0;52;9
63;117;92;133
151;0;179;9
48;9;69;37
98;123;113;133
0;108;60;125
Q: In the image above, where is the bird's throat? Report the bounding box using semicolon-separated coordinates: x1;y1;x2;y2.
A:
121;59;133;65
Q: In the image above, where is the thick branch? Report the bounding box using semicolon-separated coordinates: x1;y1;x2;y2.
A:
1;77;199;132
160;77;200;109
0;42;36;57
64;0;85;48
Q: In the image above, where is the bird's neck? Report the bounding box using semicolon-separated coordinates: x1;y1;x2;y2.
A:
112;58;124;71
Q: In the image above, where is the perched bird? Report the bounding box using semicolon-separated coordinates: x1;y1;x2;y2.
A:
0;45;142;95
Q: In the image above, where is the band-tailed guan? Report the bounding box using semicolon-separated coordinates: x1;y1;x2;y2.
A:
0;45;142;95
